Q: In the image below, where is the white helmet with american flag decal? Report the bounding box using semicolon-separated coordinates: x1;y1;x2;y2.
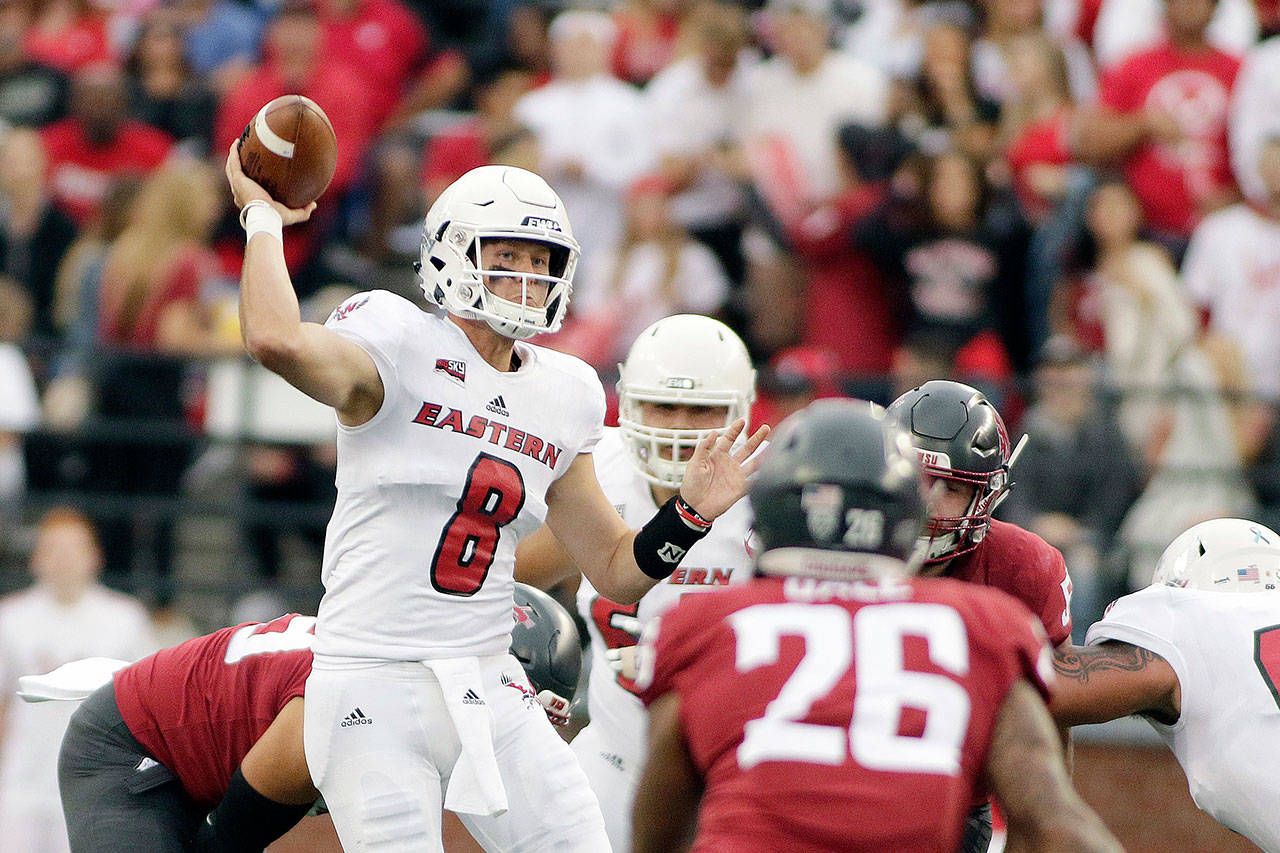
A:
1152;518;1280;592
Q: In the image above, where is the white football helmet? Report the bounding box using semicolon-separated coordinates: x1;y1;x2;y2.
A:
616;315;756;489
1151;518;1280;592
418;165;579;340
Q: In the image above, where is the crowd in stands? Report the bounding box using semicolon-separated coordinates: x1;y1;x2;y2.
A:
0;0;1278;636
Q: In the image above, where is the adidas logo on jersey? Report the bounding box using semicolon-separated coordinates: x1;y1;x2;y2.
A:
461;689;486;706
485;395;509;417
339;707;373;727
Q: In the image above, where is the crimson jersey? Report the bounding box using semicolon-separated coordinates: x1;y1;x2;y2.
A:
112;614;314;808
637;576;1052;853
944;519;1073;647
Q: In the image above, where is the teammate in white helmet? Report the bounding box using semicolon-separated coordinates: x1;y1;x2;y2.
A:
1051;517;1280;852
517;313;757;852
225;146;769;853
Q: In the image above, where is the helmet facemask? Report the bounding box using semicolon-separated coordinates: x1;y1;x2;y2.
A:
420;225;577;340
417;165;580;341
615;315;756;490
917;464;1010;563
617;392;746;489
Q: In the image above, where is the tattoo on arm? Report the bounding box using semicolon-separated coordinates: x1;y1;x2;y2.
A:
1053;643;1163;684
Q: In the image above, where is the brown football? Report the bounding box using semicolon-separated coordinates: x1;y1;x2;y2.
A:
238;95;337;209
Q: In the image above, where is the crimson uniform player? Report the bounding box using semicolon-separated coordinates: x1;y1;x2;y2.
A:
225;141;767;851
631;399;1121;853
886;380;1075;850
885;380;1074;649
57;614;318;852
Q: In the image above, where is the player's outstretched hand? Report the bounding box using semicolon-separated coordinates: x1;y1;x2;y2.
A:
679;419;770;522
224;140;316;226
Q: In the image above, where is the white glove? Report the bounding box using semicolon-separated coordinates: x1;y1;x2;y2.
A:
604;646;639;681
538;690;572;726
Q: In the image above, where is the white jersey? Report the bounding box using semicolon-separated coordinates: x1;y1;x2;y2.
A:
576;427;753;762
1087;585;1280;852
0;584;153;852
318;291;605;660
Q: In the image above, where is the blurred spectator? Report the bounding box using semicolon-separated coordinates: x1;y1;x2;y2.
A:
973;0;1097;106
40;62;172;227
1091;0;1257;70
241;441;334;593
46;175;140;362
0;0;67;127
1066;179;1197;460
1114;331;1258;589
1075;0;1241;252
855;148;1031;374
750;344;843;428
742;0;888;219
837;0;978;79
318;0;468;131
419;65;534;206
1182;136;1280;454
1230;34;1280;203
170;0;264;94
999;32;1093;356
1001;33;1076;223
124;9;217;156
21;0;113;75
999;334;1141;638
514;9;653;284
564;175;730;369
89;160;236;608
0;126;77;340
1184;136;1280;399
0;277;37;541
0;507;153;853
787;123;909;379
610;0;689;86
97;159;236;357
893;20;1000;161
469;0;553;83
644;0;756;287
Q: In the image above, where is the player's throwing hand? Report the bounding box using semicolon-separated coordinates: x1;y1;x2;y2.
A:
224;140;316;226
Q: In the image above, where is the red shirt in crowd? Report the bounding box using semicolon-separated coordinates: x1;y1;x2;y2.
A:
942;518;1073;647
1005;106;1075;223
40;119;172;226
112;614;314;808
23;14;113;74
97;245;218;349
1099;41;1240;237
318;0;430;128
639;575;1052;853
420;118;490;193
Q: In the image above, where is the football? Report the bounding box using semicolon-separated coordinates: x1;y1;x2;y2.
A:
238;95;337;209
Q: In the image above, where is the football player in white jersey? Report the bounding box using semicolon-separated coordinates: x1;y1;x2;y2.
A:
1050;517;1280;852
225;145;769;853
516;313;757;852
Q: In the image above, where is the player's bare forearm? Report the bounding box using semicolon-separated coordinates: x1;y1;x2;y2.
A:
989;680;1123;853
633;692;701;853
1049;642;1179;727
513;525;582;590
545;454;661;604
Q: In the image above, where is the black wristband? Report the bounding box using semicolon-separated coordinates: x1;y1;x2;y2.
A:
195;767;313;853
634;495;711;580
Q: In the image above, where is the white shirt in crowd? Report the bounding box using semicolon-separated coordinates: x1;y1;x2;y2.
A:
1181;201;1280;401
0;585;154;853
1230;36;1280;203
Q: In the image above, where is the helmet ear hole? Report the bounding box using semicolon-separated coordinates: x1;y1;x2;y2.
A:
429;257;446;272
